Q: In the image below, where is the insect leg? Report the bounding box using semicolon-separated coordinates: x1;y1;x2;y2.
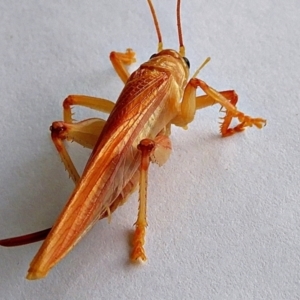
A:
110;49;136;84
195;90;234;109
51;95;114;184
196;91;239;135
176;79;266;136
62;95;114;123
131;135;172;261
51;118;106;183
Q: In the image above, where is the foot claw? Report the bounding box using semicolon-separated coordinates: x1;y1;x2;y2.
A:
131;246;147;262
125;48;136;64
131;224;147;262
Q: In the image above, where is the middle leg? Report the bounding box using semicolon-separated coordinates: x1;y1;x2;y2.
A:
51;94;116;183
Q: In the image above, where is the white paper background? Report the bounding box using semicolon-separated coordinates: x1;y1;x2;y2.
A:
0;0;299;299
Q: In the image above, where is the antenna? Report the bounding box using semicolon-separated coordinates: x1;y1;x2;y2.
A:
192;57;211;78
176;0;185;56
147;0;163;52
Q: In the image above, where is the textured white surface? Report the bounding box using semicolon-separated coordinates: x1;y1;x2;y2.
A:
0;0;299;299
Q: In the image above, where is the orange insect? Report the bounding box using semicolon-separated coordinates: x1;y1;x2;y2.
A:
0;0;266;280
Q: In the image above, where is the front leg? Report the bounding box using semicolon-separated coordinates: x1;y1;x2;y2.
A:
192;79;266;136
173;78;266;136
110;48;136;84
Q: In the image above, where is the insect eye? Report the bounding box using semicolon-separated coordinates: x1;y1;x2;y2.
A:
150;53;157;59
183;56;190;68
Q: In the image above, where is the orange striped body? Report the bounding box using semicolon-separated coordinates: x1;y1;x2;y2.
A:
27;50;189;279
